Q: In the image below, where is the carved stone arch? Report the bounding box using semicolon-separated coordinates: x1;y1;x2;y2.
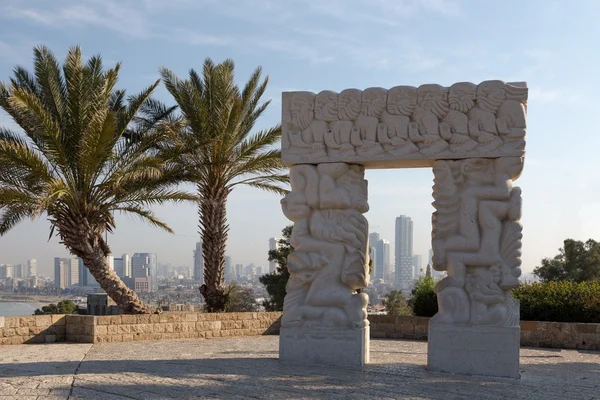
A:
279;81;528;379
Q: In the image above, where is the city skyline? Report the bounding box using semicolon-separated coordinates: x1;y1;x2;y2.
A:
1;1;599;278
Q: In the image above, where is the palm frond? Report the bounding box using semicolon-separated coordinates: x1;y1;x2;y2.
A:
114;204;174;233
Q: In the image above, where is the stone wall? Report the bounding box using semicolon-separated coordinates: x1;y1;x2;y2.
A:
0;315;66;345
0;312;281;345
2;312;599;350
369;315;600;350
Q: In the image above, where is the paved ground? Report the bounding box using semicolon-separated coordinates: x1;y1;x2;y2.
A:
0;337;599;399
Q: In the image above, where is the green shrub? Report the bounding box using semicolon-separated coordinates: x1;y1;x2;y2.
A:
383;290;412;316
34;300;78;315
411;276;438;317
513;280;600;323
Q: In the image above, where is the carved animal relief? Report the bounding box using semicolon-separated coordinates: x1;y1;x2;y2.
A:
282;81;527;167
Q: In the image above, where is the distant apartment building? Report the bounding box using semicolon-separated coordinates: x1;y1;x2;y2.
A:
27;259;37;277
370;232;391;282
413;254;423;279
268;237;281;273
113;254;131;279
54;257;79;289
131;253;157;292
193;241;204;284
235;264;244;279
395;215;414;292
225;256;233;282
13;264;23;279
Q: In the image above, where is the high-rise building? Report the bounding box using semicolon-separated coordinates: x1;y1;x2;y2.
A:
268;237;281;273
27;259;37;277
235;264;244;279
413;254;423;279
13;264;23;279
395;215;414;292
370;233;390;281
383;241;392;282
54;257;79;289
131;253;158;292
224;256;233;282
193;241;204;284
114;254;131;278
3;264;13;278
0;265;6;279
245;264;256;277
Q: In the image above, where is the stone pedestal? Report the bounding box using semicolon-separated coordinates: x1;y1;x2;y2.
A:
279;326;370;367
427;324;520;379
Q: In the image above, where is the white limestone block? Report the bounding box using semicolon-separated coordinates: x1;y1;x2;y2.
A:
279;326;370;367
427;324;520;379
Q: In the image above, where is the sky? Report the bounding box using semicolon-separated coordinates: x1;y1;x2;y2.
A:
1;0;600;277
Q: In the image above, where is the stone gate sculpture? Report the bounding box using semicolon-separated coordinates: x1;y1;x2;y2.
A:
279;80;527;378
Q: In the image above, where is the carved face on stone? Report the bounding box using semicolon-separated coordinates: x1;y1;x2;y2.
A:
314;90;339;122
476;80;506;113
361;87;387;118
417;84;449;119
288;92;315;130
337;89;362;121
448;82;477;113
386;86;417;116
489;264;503;284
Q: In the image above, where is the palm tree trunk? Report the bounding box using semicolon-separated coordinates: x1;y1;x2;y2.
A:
56;218;150;314
198;186;229;312
80;246;151;314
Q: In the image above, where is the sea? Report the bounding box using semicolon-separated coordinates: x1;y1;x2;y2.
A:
0;302;46;317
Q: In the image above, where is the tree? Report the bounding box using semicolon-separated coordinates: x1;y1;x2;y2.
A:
411;275;438;317
160;59;289;312
259;225;293;311
34;299;78;315
0;45;193;314
224;284;258;312
533;239;600;283
382;290;412;316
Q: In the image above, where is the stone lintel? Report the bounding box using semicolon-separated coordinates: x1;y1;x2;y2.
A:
427;324;520;379
279;327;370;367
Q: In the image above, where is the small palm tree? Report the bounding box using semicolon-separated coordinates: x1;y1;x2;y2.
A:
160;58;289;312
0;45;195;313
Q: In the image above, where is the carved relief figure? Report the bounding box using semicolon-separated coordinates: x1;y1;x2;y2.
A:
465;265;507;326
330;89;361;156
467;80;505;152
413;84;450;155
380;86;419;156
431;157;524;326
443;82;479;153
496;83;528;152
283;91;326;158
280;163;370;329
355;87;386;156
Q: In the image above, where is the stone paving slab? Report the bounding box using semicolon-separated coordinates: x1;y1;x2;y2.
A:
0;337;598;399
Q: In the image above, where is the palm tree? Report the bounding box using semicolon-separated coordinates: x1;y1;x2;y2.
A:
160;59;289;312
0;45;195;314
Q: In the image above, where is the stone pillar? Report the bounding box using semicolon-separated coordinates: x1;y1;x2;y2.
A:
427;156;524;379
279;163;371;367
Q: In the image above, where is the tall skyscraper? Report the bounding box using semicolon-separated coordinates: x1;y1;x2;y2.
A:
413;254;423;278
268;237;281;273
4;264;13;278
224;256;233;282
370;232;390;281
395;215;414;292
54;258;79;289
27;259;37;277
193;241;204;284
132;253;158;292
114;254;131;278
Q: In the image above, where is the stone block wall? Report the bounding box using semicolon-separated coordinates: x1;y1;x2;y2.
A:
369;315;600;350
0;315;66;345
2;312;599;349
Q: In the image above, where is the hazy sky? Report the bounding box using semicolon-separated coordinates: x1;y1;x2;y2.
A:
1;0;599;276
